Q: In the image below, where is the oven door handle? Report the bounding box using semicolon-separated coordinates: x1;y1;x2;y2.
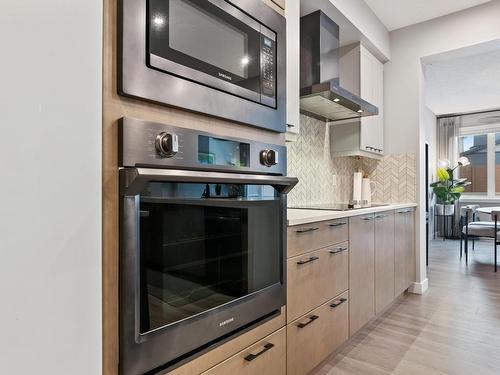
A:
121;168;298;195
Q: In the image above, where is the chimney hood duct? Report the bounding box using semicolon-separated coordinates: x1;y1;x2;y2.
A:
300;11;378;122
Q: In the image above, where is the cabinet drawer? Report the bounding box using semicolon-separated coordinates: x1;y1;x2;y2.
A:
287;219;348;258
202;328;286;375
287;292;349;375
287;243;349;322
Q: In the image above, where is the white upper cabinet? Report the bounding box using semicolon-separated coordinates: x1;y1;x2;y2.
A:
285;0;300;139
331;43;384;158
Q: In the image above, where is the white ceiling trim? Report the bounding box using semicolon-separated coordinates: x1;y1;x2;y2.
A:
363;0;492;31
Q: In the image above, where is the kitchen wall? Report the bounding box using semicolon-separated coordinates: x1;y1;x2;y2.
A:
0;1;102;374
384;0;500;291
287;115;416;206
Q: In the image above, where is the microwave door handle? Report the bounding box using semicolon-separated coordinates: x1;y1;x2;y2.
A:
121;168;299;195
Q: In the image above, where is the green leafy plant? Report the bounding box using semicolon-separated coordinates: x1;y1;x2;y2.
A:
431;159;471;204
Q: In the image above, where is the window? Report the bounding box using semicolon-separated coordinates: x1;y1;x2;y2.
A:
458;132;500;196
458;134;487;193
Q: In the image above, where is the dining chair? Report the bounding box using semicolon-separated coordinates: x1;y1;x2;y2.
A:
462;207;499;272
492;210;500;272
460;205;481;257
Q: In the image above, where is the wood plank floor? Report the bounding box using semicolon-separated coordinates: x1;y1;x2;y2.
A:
312;239;500;375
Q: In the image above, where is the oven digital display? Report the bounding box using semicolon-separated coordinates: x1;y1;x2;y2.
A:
198;135;250;167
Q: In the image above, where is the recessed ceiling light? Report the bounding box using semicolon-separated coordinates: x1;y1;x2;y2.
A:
357;109;363;113
241;56;250;65
333;98;340;102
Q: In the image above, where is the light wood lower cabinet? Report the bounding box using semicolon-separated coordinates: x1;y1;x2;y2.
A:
349;214;375;335
287;292;349;375
395;208;416;296
287;219;348;258
287;242;349;322
374;211;395;314
201;328;286;375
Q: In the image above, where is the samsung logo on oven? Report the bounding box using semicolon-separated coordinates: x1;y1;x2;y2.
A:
219;317;235;327
218;72;232;81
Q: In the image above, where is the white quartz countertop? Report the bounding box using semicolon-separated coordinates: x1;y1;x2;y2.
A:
287;203;417;226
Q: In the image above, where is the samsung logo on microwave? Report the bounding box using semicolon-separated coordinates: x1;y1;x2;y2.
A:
219;317;235;327
218;72;232;81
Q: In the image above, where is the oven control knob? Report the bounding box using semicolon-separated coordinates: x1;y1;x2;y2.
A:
155;132;179;158
260;149;278;167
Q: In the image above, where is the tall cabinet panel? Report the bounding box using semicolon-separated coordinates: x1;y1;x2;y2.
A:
395;209;416;296
374;211;395;314
285;0;300;138
349;214;375;335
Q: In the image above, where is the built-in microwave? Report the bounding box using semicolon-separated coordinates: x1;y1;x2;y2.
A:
119;0;286;133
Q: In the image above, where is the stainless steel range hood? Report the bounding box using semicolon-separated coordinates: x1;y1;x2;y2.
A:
300;11;378;122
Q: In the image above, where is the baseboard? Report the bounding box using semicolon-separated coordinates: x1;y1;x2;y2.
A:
408;278;428;295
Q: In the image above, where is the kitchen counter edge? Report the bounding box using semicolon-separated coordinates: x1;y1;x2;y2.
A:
287;203;417;226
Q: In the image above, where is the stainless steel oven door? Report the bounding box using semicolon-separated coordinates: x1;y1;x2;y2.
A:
119;168;297;375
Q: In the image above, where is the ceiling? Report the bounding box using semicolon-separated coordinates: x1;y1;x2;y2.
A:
363;0;492;31
424;46;500;115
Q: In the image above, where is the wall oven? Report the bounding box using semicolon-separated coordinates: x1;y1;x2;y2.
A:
119;0;286;133
119;118;297;375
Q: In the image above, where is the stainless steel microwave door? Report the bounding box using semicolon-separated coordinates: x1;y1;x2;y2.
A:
119;0;286;132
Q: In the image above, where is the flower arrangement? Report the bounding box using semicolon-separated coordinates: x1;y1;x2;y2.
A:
430;157;471;205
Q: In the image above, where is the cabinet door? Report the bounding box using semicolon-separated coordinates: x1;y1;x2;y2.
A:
395;209;415;296
360;46;384;155
202;328;286;375
287;292;349;375
374;211;395;314
287;244;348;323
285;0;300;135
349;214;375;335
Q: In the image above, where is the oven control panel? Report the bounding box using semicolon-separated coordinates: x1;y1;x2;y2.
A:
155;132;179;158
119;118;287;176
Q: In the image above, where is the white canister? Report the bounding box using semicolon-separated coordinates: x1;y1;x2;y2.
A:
361;178;376;207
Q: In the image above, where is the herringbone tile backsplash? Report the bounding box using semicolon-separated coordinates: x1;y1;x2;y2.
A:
287;115;417;206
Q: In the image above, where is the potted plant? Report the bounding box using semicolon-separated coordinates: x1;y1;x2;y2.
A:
431;157;471;216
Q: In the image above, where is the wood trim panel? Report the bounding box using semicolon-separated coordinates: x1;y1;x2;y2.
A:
102;1;285;374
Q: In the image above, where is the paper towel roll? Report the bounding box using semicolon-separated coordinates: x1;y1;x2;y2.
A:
352;172;363;205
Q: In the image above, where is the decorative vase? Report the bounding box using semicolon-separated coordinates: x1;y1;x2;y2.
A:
435;203;455;216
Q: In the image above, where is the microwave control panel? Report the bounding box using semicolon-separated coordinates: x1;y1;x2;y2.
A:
260;29;277;108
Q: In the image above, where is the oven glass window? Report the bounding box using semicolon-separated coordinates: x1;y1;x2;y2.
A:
138;182;282;334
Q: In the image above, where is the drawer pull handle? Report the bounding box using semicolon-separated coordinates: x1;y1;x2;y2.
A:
396;209;413;214
297;256;319;265
297;315;319;328
329;247;348;255
244;343;275;362
330;298;347;308
361;216;374;221
295;227;319;234
328;222;347;227
375;214;389;219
